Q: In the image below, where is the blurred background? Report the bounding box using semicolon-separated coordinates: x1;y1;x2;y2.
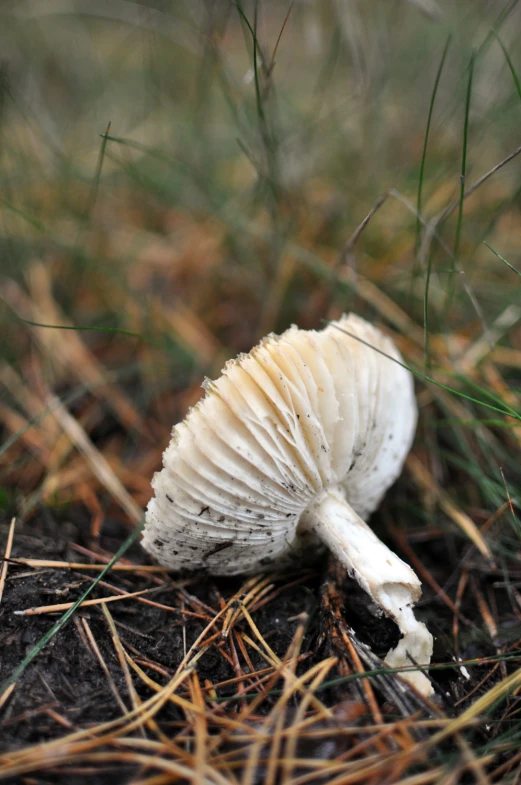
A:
1;0;521;529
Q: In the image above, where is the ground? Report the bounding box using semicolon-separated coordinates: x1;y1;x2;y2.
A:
1;496;518;783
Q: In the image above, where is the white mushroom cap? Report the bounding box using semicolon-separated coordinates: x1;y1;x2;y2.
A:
144;314;434;695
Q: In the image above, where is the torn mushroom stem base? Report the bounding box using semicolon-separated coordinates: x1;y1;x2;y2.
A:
301;486;433;695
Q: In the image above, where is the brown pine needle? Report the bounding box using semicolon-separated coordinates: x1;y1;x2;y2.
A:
13;586;156;616
81;617;128;715
0;683;15;713
101;603;145;731
5;557;168;572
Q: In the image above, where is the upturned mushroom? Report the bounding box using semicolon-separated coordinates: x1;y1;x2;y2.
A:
143;314;433;695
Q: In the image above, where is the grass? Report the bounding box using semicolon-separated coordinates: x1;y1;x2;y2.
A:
1;0;521;782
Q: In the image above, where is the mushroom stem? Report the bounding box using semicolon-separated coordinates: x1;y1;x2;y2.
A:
301;486;433;696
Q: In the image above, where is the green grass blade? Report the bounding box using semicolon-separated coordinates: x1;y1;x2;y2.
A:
416;34;452;255
484;241;521;276
16;317;148;341
446;49;475;313
421;36;451;369
491;30;521;101
85;121;112;219
233;1;265;126
331;322;520;421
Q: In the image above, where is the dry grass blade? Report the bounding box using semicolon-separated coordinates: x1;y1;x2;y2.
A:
245;614;308;785
0;750;206;783
0;401;49;458
239;603;333;717
436;143;521;227
0;685;15;715
0;362;60;442
345;274;426;348
47;393;142;524
390;523;471;625
223;576;276;636
427;665;521;745
101;602;146;723
406;454;492;559
189;671;209;785
281;657;340;784
241;658;338;785
121;651;263;736
456;304;521;372
417;142;521;266
0;667;194;775
81;617;129;716
29;263;149;438
491;346;521;370
148;294;223;369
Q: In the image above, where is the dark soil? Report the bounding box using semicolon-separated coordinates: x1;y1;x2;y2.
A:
0;508;517;784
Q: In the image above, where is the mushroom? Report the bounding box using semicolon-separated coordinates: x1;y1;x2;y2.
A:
143;313;433;695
